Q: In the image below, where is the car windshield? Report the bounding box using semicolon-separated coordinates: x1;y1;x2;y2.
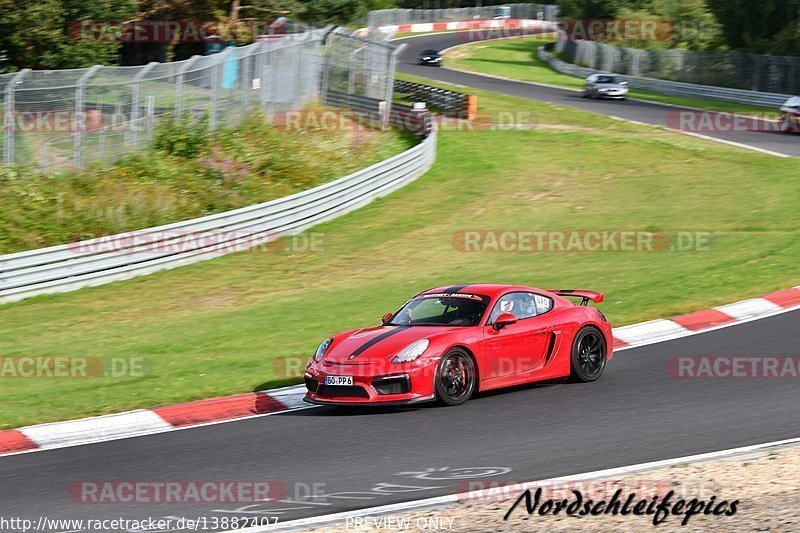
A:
421;49;439;55
596;75;619;84
389;293;489;327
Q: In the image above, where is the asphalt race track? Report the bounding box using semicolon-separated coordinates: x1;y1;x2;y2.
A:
1;309;799;529
396;31;800;158
3;32;800;532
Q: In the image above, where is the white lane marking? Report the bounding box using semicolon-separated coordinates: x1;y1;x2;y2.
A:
677;130;791;158
20;410;172;448
231;436;800;532
715;297;785;320
612;318;692;346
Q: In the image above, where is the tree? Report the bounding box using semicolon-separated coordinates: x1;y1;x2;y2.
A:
706;0;800;54
0;0;134;71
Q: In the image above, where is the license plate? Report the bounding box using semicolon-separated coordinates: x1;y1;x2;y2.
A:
325;375;353;386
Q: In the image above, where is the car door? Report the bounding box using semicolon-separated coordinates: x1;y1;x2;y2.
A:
584;75;596;95
480;292;553;379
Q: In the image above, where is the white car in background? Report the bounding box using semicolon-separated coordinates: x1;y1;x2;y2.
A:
779;96;800;132
582;74;629;100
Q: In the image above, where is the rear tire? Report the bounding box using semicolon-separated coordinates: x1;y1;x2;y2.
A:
435;348;476;406
569;327;607;382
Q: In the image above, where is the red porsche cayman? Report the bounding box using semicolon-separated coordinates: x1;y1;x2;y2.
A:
304;284;613;407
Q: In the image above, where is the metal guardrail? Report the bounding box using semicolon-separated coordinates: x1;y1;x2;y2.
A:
393;80;471;116
539;44;792;108
0;129;437;304
322;90;433;135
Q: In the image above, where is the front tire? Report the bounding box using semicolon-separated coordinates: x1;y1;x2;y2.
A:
435;348;476;406
570;327;607;382
780;114;794;133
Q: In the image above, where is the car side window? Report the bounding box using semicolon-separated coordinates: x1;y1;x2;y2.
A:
488;292;537;323
532;293;553;315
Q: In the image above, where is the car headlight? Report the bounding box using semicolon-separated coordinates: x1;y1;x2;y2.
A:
599;88;610;92
422;56;430;60
312;338;333;362
391;339;429;364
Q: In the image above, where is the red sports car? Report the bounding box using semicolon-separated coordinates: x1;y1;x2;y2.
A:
304;284;613;407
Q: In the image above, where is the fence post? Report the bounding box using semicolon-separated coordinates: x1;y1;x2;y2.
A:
130;62;158;148
320;29;339;105
73;65;101;168
293;41;302;109
210;47;234;131
383;43;405;129
259;43;272;114
242;46;252;114
3;68;30;166
175;55;200;119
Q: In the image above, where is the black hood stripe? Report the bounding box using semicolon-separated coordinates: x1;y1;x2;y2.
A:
350;326;411;358
439;284;471;293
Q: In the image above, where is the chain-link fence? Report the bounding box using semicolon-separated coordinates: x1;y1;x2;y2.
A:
321;29;403;127
1;29;331;171
366;3;559;29
558;39;800;94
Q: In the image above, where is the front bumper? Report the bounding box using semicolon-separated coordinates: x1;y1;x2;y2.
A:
304;357;439;405
597;90;628;99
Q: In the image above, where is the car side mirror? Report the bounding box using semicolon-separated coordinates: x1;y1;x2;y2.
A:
381;312;394;325
493;313;518;330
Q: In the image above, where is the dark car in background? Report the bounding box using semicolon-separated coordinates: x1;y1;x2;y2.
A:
582;74;629;100
418;49;442;66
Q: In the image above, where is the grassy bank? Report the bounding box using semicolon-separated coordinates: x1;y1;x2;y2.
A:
1;82;799;429
0;110;414;254
444;36;778;115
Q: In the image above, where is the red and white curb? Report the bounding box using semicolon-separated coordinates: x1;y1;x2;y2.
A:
354;18;553;37
1;286;798;458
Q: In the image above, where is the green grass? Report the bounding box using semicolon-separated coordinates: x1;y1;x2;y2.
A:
445;36;779;116
1;82;799;429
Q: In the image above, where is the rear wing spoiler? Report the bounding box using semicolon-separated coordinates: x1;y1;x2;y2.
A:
546;289;604;306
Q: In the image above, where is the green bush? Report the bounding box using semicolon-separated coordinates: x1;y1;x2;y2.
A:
153;113;210;158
